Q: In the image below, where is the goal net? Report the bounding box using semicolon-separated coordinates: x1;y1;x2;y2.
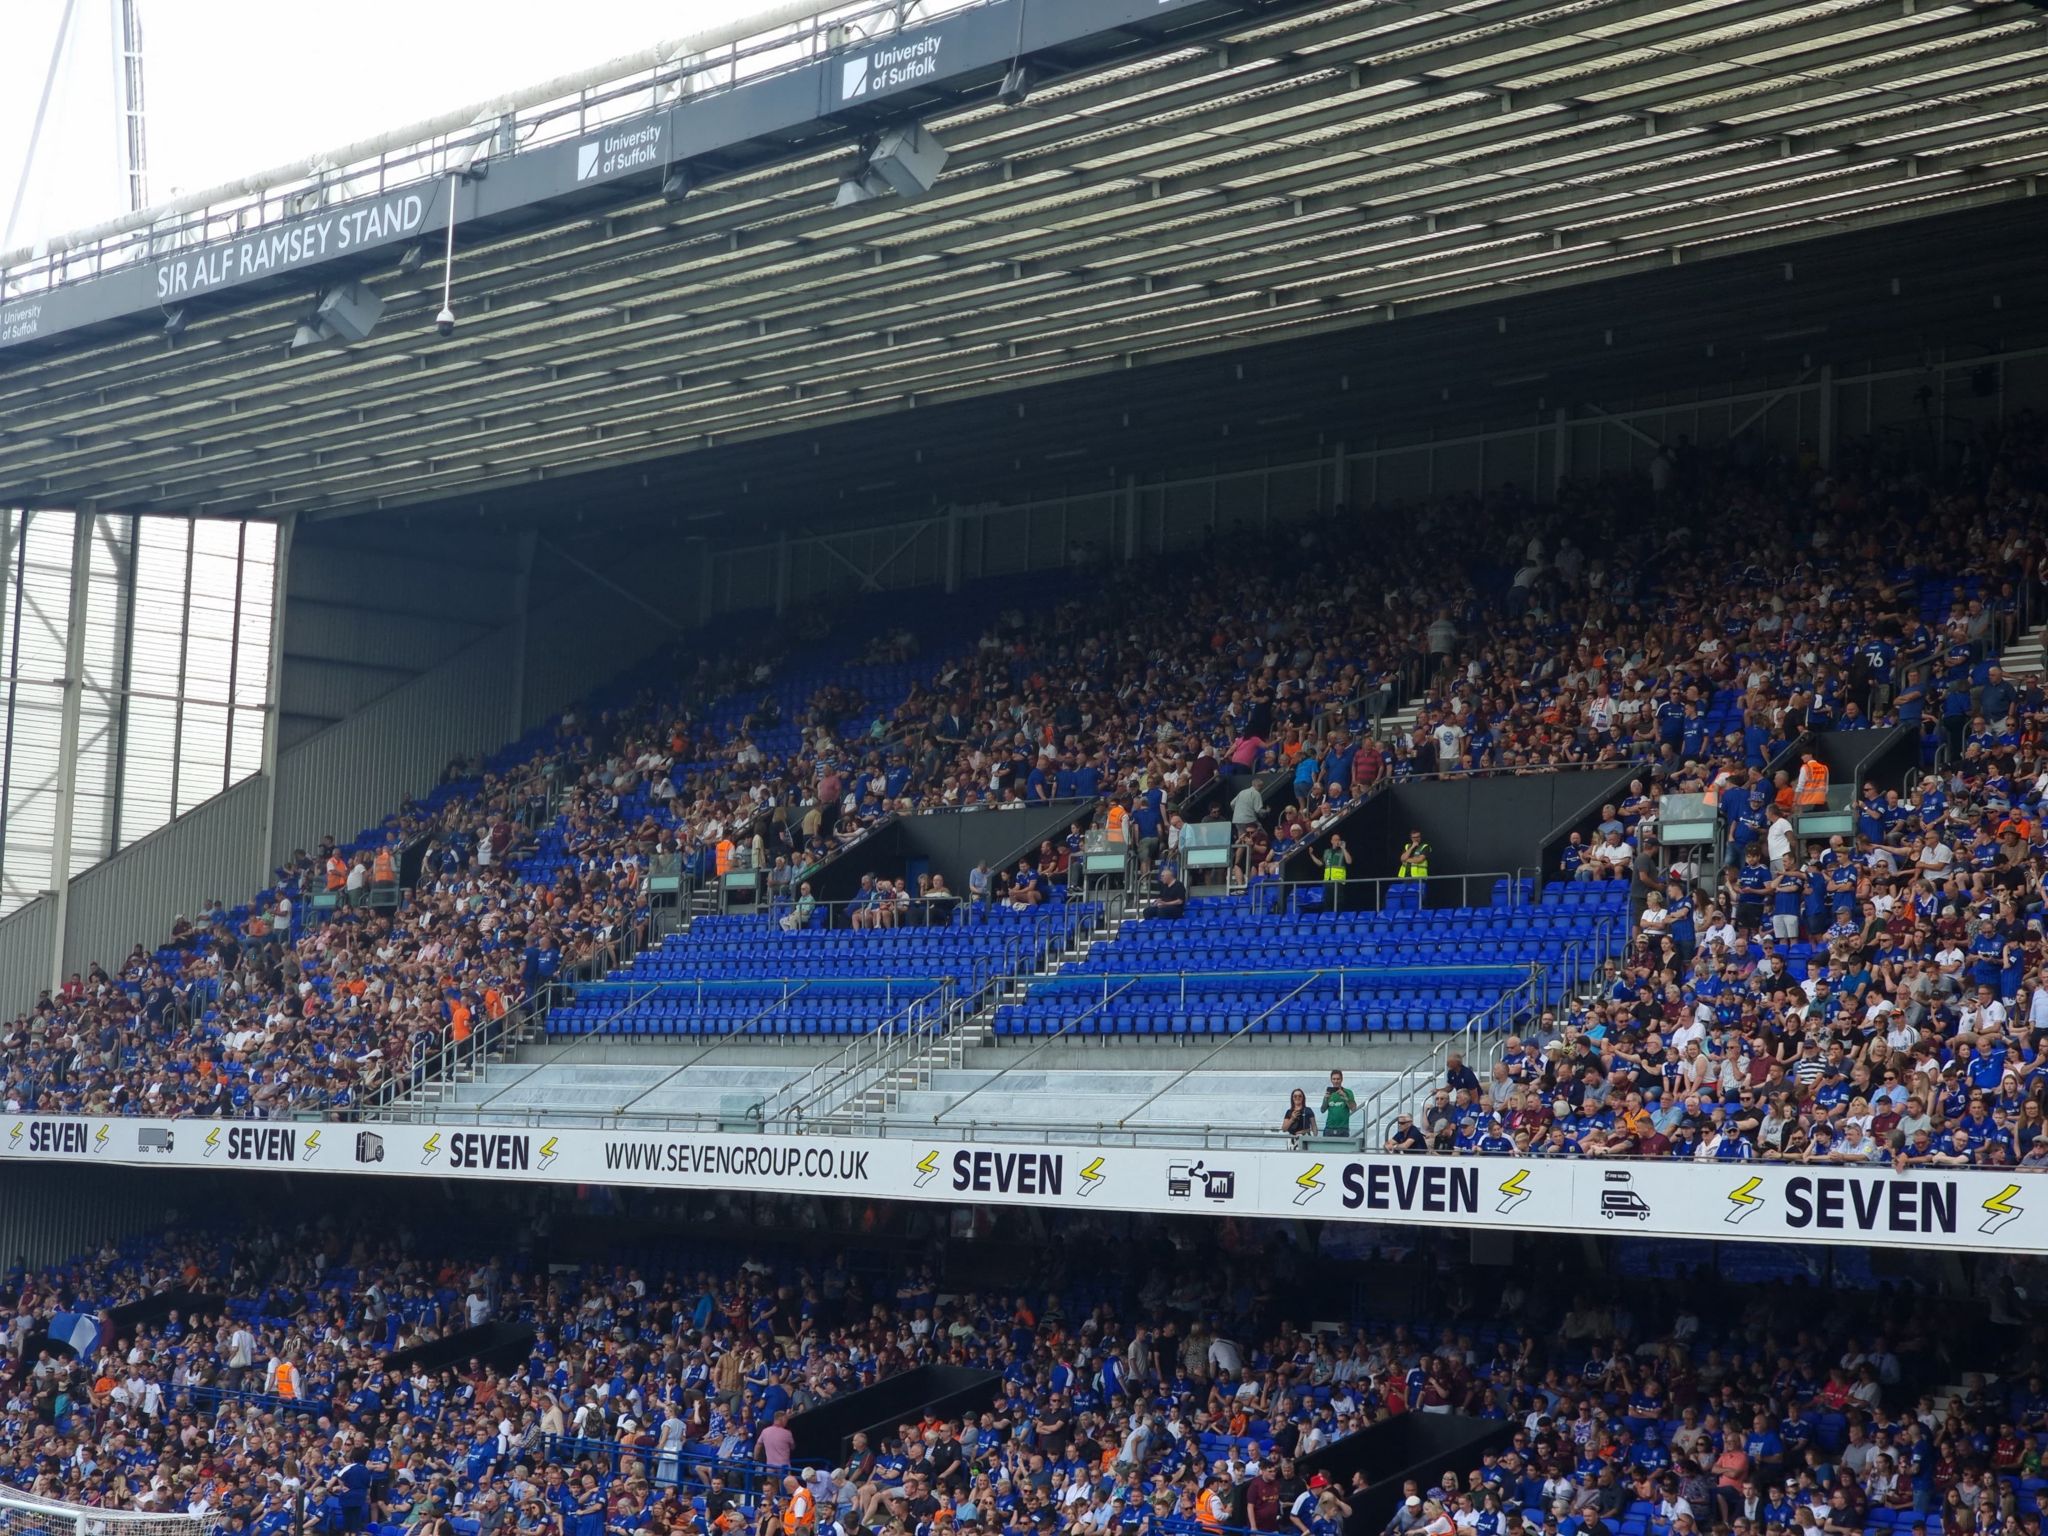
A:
0;1490;210;1536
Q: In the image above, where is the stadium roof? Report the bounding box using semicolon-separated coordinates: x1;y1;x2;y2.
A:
2;0;2047;523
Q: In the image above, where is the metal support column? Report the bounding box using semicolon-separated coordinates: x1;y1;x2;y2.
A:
1121;474;1139;561
258;513;296;876
46;511;96;991
695;538;717;627
942;509;961;595
1551;407;1570;498
1816;363;1835;470
507;527;535;736
773;530;791;615
1330;441;1348;510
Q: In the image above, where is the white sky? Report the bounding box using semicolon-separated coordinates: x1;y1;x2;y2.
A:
3;0;763;249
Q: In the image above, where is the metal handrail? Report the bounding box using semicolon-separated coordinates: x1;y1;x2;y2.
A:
466;980;665;1113
1115;973;1322;1128
2;0;993;286
751;981;956;1124
1354;966;1543;1140
933;977;1142;1124
603;983;831;1121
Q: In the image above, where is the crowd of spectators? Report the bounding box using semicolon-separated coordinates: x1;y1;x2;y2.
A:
3;419;2047;1124
2;1206;2031;1536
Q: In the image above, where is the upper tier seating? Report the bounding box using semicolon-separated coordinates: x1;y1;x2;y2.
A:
549;900;1101;1039
994;885;1629;1038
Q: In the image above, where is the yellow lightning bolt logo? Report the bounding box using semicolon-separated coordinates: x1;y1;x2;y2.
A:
1981;1183;2023;1236
1495;1168;1531;1214
1726;1176;1764;1224
6;1121;21;1148
203;1127;222;1157
539;1136;560;1171
914;1150;940;1188
421;1133;443;1165
303;1130;322;1160
1293;1162;1326;1206
1079;1157;1106;1196
92;1124;109;1152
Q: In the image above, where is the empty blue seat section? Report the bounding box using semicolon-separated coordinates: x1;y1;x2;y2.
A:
991;886;1627;1038
547;901;1100;1039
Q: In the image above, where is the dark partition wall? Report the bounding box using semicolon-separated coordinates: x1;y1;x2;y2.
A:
1300;1412;1516;1534
1352;768;1634;891
786;1365;1003;1463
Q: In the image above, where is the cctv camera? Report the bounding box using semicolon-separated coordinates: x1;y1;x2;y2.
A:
435;307;455;339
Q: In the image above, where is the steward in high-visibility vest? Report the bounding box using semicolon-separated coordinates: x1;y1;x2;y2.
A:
715;839;735;875
1794;754;1830;809
1396;832;1431;878
371;847;396;885
325;854;348;891
1105;803;1128;843
1320;835;1351;913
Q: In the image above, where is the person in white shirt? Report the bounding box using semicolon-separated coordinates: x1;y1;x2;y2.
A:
1766;809;1795;867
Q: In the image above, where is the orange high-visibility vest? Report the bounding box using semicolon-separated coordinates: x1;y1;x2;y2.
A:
273;1361;299;1399
715;839;735;875
1106;804;1128;842
1794;760;1830;809
325;856;347;891
372;848;396;884
782;1489;814;1535
449;999;472;1043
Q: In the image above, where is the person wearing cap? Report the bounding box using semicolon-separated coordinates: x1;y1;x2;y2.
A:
1384;1497;1429;1536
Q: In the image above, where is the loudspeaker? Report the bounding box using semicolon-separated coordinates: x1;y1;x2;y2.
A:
869;124;949;198
314;281;385;344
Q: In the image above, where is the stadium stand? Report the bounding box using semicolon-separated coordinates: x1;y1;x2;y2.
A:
4;435;2048;1156
0;1204;2023;1536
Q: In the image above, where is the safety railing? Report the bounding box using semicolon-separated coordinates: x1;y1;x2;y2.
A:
186;1384;329;1419
1239;869;1545;916
539;1438;793;1496
356;906;656;1116
1003;962;1530;1008
1113;973;1325;1129
1354;965;1546;1145
929;977;1143;1124
2;0;994;293
750;980;962;1126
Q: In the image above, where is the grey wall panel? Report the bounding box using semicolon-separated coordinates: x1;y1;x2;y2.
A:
0;896;58;1015
61;774;267;977
0;1164;178;1268
269;631;518;869
284;600;492;671
289;523;522;630
279;654;422;726
517;538;706;731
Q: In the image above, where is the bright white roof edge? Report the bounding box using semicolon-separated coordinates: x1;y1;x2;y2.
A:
0;0;924;268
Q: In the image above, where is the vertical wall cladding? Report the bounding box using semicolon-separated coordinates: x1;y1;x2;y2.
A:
61;774;267;978
0;1164;177;1268
517;533;706;732
0;896;57;1015
277;520;518;750
268;630;519;871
